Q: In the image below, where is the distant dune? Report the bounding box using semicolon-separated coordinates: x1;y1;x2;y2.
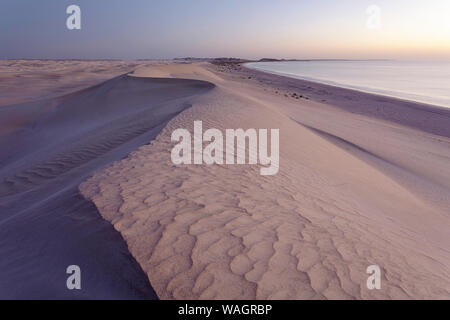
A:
0;60;150;107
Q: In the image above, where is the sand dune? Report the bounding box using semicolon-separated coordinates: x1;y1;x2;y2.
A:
80;62;450;299
0;62;214;299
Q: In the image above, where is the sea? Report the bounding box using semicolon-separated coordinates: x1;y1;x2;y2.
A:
245;60;450;108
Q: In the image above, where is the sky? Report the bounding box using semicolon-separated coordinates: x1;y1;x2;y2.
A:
1;0;449;60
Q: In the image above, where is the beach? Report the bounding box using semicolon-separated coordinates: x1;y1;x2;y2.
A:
1;60;449;299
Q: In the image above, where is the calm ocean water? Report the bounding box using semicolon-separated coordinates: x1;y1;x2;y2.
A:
245;60;450;108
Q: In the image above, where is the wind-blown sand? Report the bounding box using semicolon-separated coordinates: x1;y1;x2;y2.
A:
79;62;450;299
0;60;214;299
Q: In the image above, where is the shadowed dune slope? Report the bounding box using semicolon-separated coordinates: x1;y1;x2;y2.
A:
0;74;215;299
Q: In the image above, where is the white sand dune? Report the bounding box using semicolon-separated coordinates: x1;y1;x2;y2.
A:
0;61;214;299
80;62;450;299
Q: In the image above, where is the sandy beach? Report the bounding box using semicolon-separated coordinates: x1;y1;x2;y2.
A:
1;60;449;299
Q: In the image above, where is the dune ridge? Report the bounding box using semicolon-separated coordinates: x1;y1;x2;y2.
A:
80;62;450;299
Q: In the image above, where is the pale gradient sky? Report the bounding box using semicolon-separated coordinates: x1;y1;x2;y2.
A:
1;0;449;59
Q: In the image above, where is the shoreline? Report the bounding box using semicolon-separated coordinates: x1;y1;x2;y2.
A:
234;63;450;138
